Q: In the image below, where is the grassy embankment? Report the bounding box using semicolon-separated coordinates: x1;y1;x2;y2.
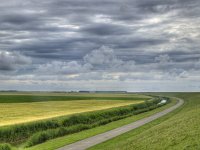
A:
89;93;200;150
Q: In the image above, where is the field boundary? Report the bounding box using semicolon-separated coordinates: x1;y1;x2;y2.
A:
57;97;184;150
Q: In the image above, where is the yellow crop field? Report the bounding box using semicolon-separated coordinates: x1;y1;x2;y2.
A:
0;100;143;126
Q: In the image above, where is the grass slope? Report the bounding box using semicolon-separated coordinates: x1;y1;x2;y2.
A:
89;93;200;150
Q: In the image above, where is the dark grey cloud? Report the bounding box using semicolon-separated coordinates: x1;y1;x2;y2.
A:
81;23;130;36
0;51;31;71
0;14;34;25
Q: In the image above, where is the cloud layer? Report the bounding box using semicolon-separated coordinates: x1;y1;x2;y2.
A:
0;0;200;91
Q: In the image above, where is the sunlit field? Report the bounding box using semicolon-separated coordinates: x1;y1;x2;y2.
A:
0;99;143;126
0;92;149;126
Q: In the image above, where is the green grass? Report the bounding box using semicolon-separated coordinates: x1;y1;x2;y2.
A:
89;93;200;150
0;92;150;103
0;143;12;150
24;97;176;150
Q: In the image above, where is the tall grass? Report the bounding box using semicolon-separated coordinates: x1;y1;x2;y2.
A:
0;120;60;144
0;144;12;150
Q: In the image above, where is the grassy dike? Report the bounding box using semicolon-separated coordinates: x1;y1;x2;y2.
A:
89;93;200;150
23;97;176;150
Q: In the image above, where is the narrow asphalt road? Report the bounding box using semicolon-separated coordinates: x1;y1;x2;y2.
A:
57;98;184;150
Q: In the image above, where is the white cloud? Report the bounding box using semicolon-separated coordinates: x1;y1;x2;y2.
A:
35;46;136;76
36;60;92;75
84;46;123;68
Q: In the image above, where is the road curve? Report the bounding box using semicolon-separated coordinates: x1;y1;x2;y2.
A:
57;98;184;150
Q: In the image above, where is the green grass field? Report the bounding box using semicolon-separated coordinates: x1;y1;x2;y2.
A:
0;92;150;103
89;93;200;150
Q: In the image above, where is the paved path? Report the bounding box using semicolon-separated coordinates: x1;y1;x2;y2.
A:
58;98;184;150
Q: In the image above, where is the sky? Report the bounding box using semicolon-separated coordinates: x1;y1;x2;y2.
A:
0;0;200;92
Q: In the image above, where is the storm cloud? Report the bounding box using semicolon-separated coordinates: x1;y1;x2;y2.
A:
0;51;31;71
0;0;200;91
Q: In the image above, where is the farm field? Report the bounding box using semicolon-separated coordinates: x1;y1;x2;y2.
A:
0;100;143;126
0;92;150;103
0;92;150;127
0;92;169;150
89;93;200;150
